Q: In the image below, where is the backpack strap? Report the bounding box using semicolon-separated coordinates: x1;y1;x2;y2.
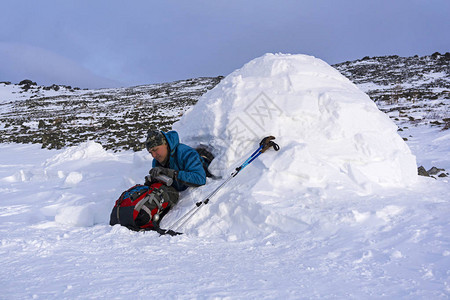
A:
134;195;152;216
134;188;167;220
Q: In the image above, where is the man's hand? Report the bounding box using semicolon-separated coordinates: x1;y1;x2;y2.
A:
150;167;177;180
144;175;153;186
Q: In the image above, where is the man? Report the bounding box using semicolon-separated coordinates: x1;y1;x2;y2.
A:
110;130;206;231
145;130;206;192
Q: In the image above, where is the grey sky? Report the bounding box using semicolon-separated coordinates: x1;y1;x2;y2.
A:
0;0;449;88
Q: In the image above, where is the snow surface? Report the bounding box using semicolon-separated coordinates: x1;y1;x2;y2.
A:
1;54;450;299
0;82;88;104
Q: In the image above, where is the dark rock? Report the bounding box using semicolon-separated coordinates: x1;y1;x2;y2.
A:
19;79;37;86
44;84;60;91
19;79;38;91
427;166;445;175
431;52;441;59
418;166;430;177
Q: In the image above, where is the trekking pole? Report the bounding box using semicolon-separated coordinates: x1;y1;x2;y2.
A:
164;136;280;234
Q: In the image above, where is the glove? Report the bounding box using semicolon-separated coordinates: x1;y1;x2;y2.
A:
150;167;177;180
144;175;153;186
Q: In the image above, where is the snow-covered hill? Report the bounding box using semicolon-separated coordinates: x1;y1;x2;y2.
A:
334;52;449;130
0;53;449;299
0;53;448;151
0;77;222;151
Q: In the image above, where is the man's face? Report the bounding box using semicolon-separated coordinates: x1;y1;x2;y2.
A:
148;144;169;164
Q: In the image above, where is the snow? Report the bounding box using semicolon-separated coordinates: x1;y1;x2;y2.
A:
175;54;417;191
0;82;87;104
1;54;450;299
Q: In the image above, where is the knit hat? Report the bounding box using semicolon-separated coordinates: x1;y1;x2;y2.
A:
145;130;166;150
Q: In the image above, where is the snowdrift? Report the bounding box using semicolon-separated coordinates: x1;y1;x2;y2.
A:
0;142;151;228
170;53;418;238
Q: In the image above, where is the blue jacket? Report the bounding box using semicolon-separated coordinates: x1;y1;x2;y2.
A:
152;131;206;191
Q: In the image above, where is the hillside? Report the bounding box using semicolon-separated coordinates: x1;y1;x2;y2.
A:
0;53;448;152
333;52;449;129
0;77;222;151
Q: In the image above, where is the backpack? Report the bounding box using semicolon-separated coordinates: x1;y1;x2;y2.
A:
196;147;215;178
110;183;179;231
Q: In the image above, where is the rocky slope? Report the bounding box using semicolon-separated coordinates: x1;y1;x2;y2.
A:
0;52;448;151
333;52;449;130
0;77;222;151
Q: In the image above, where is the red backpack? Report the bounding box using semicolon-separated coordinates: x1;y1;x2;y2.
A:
110;183;178;231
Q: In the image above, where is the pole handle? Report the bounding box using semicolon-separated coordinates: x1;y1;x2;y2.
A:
260;136;280;153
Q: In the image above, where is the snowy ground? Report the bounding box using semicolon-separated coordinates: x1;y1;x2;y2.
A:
1;53;449;299
0;124;449;299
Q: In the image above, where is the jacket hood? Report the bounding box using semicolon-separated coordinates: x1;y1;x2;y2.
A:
162;131;180;156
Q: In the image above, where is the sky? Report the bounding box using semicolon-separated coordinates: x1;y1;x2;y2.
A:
0;0;449;89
